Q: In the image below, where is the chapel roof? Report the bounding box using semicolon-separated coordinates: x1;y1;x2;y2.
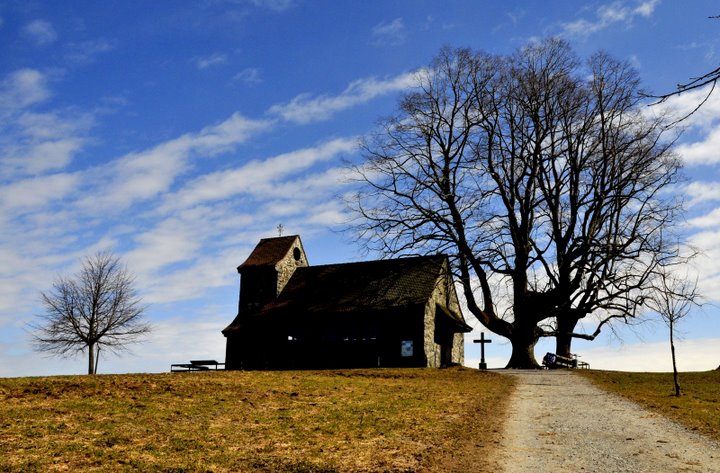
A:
223;254;472;334
266;255;447;314
238;235;300;269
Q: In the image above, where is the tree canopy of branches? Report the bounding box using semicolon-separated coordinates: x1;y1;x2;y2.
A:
30;251;151;374
351;39;684;368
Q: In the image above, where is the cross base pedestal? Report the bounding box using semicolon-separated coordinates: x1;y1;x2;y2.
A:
478;362;487;370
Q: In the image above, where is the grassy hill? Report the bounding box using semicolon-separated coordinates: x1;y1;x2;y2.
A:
0;368;514;472
578;369;720;442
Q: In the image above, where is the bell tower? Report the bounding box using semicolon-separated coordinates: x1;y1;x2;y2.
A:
223;235;308;370
236;235;308;315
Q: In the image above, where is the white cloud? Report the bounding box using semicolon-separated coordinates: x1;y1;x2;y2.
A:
0;71;93;179
676;127;720;166
23;19;58;46
560;0;659;38
138;251;243;304
0;109;274;330
120;204;257;304
192;52;228;70
189;111;270;155
163;137;356;211
234;67;262;84
16;111;93;141
688;208;720;229
126;215;203;275
77;112;272;212
269;72;417;124
684;230;720;301
0;173;80;216
370;18;406;46
304;201;348;226
0;69;50;116
633;0;659;17
0;111;271;313
0;110;95;177
17;138;85;174
268;166;354;199
685;181;720;206
250;0;294;12
65;39;114;64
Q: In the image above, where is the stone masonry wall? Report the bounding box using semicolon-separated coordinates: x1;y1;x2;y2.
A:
423;301;440;367
423;261;466;367
452;331;464;365
274;237;308;296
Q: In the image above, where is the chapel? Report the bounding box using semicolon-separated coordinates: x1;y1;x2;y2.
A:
222;235;471;370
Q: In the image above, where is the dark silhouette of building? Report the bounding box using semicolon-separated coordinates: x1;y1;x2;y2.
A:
222;235;471;370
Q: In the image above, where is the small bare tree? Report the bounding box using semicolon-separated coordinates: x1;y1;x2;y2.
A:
30;251;151;374
645;267;702;396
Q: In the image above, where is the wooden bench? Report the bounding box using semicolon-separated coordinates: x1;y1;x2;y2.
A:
171;360;225;372
542;352;589;369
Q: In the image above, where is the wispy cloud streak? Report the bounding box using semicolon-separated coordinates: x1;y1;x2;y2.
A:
269;72;417;124
560;0;659;38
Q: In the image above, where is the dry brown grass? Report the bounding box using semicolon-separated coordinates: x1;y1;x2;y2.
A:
577;369;720;442
0;367;513;472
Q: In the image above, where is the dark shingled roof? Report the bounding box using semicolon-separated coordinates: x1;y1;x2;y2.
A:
265;255;447;314
223;255;472;334
239;235;300;269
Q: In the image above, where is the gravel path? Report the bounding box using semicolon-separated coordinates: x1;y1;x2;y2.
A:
496;370;720;473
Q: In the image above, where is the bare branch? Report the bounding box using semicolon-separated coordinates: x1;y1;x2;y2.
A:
644;15;720;122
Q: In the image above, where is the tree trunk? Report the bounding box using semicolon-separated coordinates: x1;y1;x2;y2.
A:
88;342;96;375
505;323;541;368
94;346;100;375
555;316;579;358
670;322;681;397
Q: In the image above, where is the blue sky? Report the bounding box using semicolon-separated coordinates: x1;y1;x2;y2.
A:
1;0;719;376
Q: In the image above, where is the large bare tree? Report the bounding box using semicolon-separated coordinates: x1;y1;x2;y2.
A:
351;39;684;368
30;251;151;374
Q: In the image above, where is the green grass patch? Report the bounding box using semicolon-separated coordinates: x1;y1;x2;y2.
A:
0;368;513;472
578;369;720;442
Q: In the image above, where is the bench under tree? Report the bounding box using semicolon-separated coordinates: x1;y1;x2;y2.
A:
170;360;225;372
542;353;589;369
